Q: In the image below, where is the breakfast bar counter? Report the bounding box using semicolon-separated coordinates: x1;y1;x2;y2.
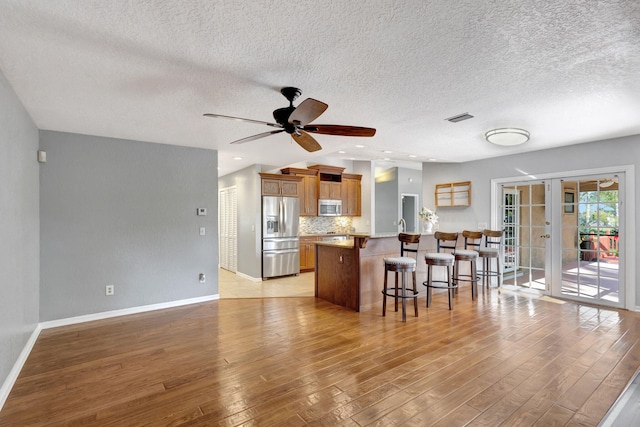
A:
314;233;437;311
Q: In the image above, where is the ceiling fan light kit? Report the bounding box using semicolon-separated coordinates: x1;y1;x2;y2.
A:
204;87;376;153
485;128;530;146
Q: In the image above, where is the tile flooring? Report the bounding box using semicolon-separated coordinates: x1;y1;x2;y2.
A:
218;268;314;298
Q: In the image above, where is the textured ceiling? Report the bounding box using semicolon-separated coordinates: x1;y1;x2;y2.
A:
1;0;639;176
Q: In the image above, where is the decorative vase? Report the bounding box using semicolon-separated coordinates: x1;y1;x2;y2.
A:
423;220;434;233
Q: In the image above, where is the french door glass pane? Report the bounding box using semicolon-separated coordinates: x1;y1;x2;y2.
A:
501;182;546;290
561;177;619;303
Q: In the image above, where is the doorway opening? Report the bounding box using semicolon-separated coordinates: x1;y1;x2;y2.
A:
401;194;419;233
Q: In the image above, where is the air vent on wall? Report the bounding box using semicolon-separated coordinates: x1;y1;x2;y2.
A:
445;112;474;123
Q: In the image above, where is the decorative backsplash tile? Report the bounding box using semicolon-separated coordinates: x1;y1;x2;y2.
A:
299;216;353;234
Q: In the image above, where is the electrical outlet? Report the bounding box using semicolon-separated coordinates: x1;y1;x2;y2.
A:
105;285;114;296
478;222;487;230
199;227;206;236
199;273;206;283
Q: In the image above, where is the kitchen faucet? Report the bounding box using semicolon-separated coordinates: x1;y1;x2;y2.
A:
398;218;406;232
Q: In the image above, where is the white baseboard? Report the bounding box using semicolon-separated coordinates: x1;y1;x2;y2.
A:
0;294;219;411
39;294;220;329
0;325;42;411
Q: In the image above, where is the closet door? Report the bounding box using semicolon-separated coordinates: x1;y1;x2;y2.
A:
219;186;237;272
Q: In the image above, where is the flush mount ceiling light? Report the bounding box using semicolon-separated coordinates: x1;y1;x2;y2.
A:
485;128;530;146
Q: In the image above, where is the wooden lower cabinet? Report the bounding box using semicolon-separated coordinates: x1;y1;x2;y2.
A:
300;236;319;272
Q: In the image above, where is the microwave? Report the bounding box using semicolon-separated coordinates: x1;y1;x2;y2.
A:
318;199;342;216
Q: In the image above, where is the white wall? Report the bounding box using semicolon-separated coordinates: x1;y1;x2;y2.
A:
422;135;639;306
0;70;40;390
39;131;219;321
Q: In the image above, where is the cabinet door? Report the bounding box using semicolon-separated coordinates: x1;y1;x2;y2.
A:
280;180;299;197
299;238;317;271
300;175;318;216
318;181;331;199
341;178;361;216
319;181;342;199
262;179;282;196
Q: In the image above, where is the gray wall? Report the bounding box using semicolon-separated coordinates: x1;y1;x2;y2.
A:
375;168;399;233
40;131;218;321
0;70;40;387
218;164;262;279
422;135;639;305
375;167;422;233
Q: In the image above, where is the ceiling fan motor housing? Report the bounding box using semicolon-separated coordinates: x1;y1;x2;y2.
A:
273;106;297;132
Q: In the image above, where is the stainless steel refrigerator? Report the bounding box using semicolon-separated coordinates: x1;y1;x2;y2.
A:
262;196;300;278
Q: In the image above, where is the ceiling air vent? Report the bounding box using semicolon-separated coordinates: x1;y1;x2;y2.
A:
445;112;474;123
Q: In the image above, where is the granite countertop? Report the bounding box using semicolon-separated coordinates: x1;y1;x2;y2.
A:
350;232;433;238
299;233;349;237
314;239;355;248
303;232;433;239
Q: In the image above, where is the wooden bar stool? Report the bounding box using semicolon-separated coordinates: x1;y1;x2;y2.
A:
382;233;420;322
478;229;503;288
423;232;457;310
453;230;482;301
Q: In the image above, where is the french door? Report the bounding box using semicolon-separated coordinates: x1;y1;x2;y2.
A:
497;172;625;308
500;181;549;291
552;175;622;307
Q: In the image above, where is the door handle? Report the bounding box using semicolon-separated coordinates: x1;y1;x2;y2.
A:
540;234;550;238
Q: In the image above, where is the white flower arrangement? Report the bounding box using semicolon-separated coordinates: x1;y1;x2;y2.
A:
419;207;438;223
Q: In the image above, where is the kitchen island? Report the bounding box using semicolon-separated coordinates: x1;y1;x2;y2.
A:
314;233;437;311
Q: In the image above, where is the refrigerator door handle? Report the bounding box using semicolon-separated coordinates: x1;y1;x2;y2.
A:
282;200;287;235
279;200;283;236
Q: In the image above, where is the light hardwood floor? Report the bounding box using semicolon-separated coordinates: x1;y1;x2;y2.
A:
1;273;639;426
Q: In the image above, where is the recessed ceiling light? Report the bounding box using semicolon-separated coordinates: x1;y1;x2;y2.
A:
383;150;393;153
428;158;437;161
383;157;391;161
338;150;346;154
232;157;243;160
408;154;417;158
355;144;366;148
485;128;530;146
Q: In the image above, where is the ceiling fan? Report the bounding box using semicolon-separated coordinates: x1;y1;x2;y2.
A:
203;87;376;152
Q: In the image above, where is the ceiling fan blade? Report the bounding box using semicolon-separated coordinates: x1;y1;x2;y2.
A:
203;113;281;128
288;98;328;126
302;124;376;137
230;129;285;145
292;130;322;152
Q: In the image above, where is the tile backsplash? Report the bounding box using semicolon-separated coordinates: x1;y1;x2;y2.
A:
299;216;353;234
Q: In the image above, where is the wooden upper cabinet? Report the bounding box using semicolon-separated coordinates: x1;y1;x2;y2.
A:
341;174;362;216
319;181;342;199
280;168;318;215
309;164;344;201
259;173;302;197
272;165;361;216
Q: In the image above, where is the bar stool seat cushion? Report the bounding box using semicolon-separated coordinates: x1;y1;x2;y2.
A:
453;249;479;258
424;253;454;262
383;257;417;266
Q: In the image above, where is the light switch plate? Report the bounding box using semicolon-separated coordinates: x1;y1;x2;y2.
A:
197;207;207;216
